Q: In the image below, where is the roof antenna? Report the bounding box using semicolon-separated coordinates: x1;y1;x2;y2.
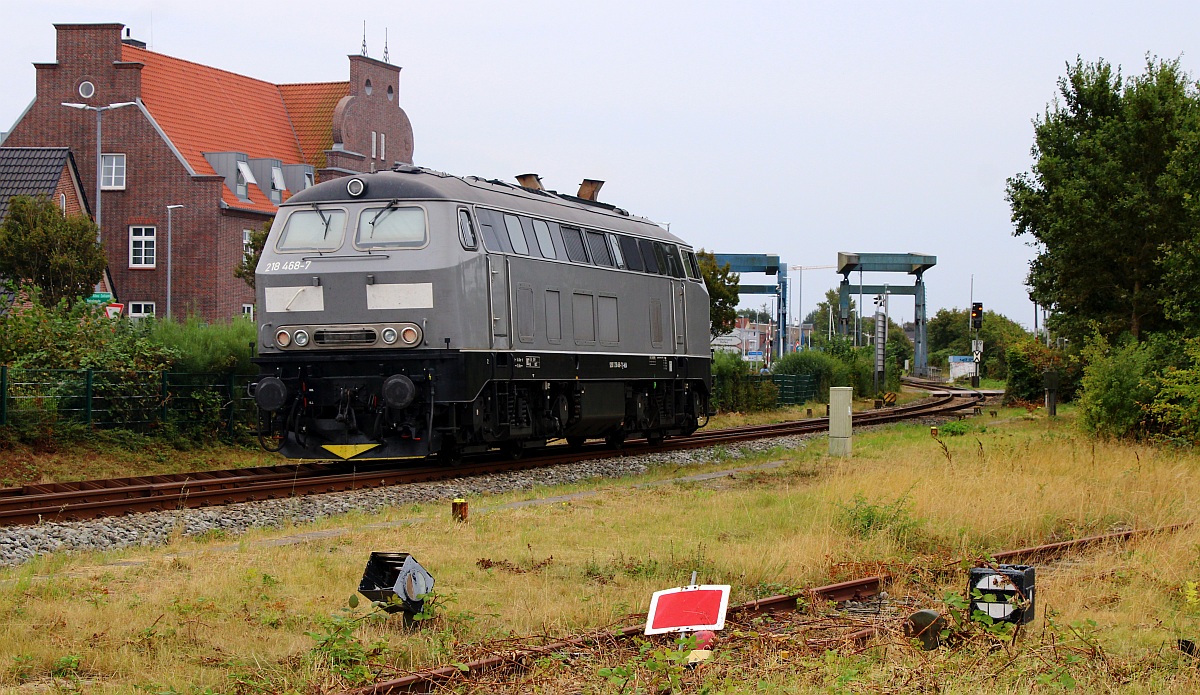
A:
383;28;390;64
361;21;368;57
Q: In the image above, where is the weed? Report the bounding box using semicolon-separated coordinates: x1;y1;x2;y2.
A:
8;654;34;683
50;654;81;677
939;420;970;436
305;602;389;686
837;492;920;541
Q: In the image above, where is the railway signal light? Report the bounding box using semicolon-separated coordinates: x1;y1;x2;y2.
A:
970;302;983;330
358;552;435;616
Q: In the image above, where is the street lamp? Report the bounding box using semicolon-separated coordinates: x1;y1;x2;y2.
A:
61;101;137;242
166;205;184;320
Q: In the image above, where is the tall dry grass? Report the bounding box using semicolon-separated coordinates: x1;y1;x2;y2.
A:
0;408;1197;692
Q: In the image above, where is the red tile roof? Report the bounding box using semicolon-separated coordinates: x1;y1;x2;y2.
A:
122;45;342;213
280;82;349;170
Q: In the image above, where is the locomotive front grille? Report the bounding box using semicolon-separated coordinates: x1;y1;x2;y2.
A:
315;328;377;346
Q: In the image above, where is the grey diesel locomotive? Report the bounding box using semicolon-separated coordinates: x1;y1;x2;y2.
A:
249;166;711;461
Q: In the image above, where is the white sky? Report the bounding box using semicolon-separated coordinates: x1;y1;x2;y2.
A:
3;1;1198;329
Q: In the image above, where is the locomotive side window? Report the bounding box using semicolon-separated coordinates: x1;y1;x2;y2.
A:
607;234;626;269
457;209;478;250
532;219;557;259
277;208;346;251
683;250;700;280
503;214;529;255
475;209;507;252
619;236;645;272
356;206;427;249
585;231;614;267
638;238;660;274
664;244;685;278
561;226;591;264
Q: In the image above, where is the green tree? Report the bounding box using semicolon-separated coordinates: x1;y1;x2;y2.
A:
0;195;106;306
234;221;271;290
1007;56;1200;342
927;307;1031;379
697;250;739;338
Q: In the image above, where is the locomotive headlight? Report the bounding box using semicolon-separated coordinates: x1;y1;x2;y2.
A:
275;329;292;347
294;330;310;347
382;327;398;344
400;325;421;346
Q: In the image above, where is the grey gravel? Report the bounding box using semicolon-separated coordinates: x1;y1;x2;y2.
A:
0;434;813;567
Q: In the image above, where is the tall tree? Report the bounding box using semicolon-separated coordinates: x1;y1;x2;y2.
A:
696;250;739;338
234;221;270;290
1007;57;1199;341
0;195;106;306
927;307;1032;378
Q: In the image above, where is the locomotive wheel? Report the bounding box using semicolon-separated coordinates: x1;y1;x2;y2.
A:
503;442;524;460
605;432;625;449
566;436;587;450
646;431;665;446
436;443;463;466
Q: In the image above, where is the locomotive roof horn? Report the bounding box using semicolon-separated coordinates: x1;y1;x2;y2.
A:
516;173;544;191
577;179;604;201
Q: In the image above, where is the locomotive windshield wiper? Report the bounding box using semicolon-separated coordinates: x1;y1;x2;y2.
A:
311;203;332;240
368;199;399;238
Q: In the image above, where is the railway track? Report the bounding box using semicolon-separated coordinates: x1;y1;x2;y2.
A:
337;523;1187;694
0;387;982;527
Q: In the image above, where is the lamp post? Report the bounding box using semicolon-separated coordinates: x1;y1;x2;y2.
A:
60;101;137;242
166;205;184;320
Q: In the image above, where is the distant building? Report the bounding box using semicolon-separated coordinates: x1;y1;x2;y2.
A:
1;23;415;320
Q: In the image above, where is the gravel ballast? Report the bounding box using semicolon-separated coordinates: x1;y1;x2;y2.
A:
0;435;815;568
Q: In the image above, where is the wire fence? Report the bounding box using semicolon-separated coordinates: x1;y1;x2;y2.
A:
0;366;257;436
711;373;818;413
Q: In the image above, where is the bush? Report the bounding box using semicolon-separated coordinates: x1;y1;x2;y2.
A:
711;350;777;412
1077;334;1157;439
1146;338;1200;443
772;350;840;397
148;316;258;374
1003;339;1081;404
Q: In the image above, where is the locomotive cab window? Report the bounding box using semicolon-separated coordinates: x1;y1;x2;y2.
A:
357;205;427;249
503;214;529;255
532;219;557;259
561;226;590;263
276;208;347;252
619;236;645;272
585;230;614;267
457;209;478;250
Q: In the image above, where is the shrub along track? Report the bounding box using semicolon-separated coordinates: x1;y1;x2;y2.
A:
335;525;1189;695
0;389;982;527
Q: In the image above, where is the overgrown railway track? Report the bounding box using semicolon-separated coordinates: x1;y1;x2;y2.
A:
0;387;982;527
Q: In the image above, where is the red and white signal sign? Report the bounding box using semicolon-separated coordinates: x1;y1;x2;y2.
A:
644;584;730;635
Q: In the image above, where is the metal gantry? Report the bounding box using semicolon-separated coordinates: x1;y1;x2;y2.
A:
712;254;787;360
836;252;937;377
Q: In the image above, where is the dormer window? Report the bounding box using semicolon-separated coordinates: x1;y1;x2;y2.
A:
304;172;315;189
270;166;286;203
235;160;256;199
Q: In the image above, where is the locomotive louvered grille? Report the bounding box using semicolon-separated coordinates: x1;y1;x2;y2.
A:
315;328;377;346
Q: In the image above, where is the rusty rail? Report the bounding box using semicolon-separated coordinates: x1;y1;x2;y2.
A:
339;575;890;695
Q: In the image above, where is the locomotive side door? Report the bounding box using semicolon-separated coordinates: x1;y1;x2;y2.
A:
672;278;687;354
487;254;511;350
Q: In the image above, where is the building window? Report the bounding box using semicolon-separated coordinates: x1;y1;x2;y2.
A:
60;193;67;213
101;154;126;189
130;226;156;267
242;304;255;320
270;166;287;202
371;131;378;159
380;133;386;160
235;160;256;198
304;172;315;189
243;229;254;257
129;302;155;319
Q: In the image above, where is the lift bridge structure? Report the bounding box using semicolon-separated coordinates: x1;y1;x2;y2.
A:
837;252;937;377
712;254;787;361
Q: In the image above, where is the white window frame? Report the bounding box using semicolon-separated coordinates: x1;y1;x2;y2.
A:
371;131;378;159
129;225;156;268
242;304;255;320
304;172;315;188
243;229;254;257
380;132;386;160
129;301;156;319
101;153;126;190
235;160;256;198
271;166;287;192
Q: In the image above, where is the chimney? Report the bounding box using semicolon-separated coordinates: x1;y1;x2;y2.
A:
577;179;604;201
121;27;146;49
516;173;544;191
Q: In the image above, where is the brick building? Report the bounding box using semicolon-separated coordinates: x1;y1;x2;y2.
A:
1;23;415;320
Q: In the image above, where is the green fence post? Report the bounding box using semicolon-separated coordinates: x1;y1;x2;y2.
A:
226;372;237;436
161;371;169;423
84;368;94;425
1;365;7;427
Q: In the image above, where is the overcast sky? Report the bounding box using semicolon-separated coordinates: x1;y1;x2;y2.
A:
3;1;1199;330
